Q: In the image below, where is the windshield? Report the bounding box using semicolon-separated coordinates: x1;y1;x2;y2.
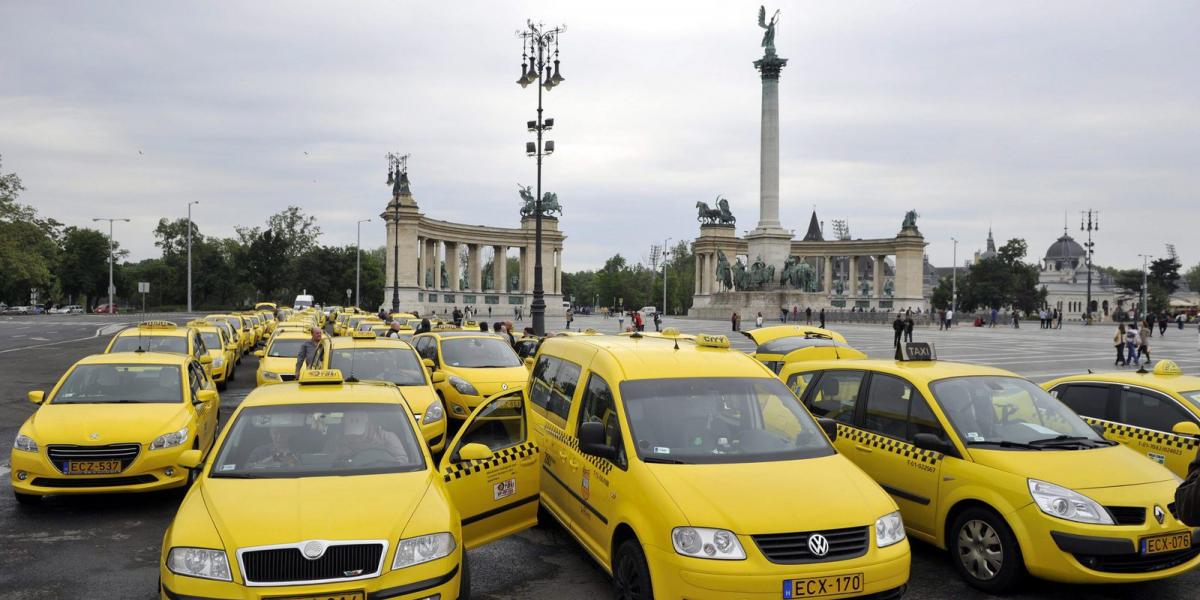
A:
930;376;1107;449
441;338;521;368
267;339;307;358
200;332;222;349
619;377;834;464
1182;391;1200;411
111;335;188;354
210;402;424;478
329;348;426;386
51;364;182;404
757;336;849;355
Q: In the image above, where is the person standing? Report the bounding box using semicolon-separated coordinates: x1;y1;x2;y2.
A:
945;308;954;330
1159;313;1169;336
780;305;788;323
990;307;998;328
294;327;324;378
1178;313;1185;331
1125;324;1139;365
565;307;574;330
731;311;738;332
1114;324;1127;367
1012;310;1020;329
805;306;813;325
818;308;826;329
755;312;764;328
792;305;799;322
904;313;914;343
652;311;662;332
1138;323;1152;365
634;310;645;332
618;311;626;331
1056;308;1063;329
892;314;905;349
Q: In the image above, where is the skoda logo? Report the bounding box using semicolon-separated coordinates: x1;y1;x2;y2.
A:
301;540;327;560
807;533;830;557
1154;505;1166;525
89;433;100;441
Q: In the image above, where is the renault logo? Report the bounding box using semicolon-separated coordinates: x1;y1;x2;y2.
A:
301;540;327;560
1154;505;1166;525
807;533;829;557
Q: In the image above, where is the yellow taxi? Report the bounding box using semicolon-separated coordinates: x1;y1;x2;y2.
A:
779;346;1200;592
159;369;495;599
486;332;909;598
208;314;252;355
353;318;385;333
12;351;220;505
254;301;278;312
742;325;867;374
187;320;237;391
255;330;328;386
241;313;265;346
205;318;243;364
412;331;527;421
105;320;213;378
1044;360;1200;478
316;331;448;452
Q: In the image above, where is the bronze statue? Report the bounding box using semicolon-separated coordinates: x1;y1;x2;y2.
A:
902;210;920;230
519;184;562;218
715;252;733;291
758;6;781;55
696;196;736;225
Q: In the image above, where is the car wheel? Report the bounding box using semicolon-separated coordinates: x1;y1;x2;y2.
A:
217;380;227;391
14;492;42;506
457;552;471;600
613;537;654;600
950;507;1025;593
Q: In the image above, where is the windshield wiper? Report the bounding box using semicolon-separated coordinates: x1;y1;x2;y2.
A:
1027;435;1113;448
209;472;259;478
642;456;687;464
966;440;1042;450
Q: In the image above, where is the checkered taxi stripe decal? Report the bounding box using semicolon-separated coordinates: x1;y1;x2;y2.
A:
1083;417;1200;451
542;425;615;475
837;424;944;465
443;441;539;482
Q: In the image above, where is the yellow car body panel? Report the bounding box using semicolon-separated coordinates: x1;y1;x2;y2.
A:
188;321;235;386
740;325;866;374
779;357;1200;588
209;314;251;354
413;332;527;421
256;332;327;386
1043;363;1200;478
12;352;219;498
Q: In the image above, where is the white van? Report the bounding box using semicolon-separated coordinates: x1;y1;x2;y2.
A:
639;306;657;317
293;292;314;310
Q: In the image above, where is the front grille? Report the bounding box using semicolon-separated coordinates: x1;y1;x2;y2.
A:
32;475;157;488
241;543;384;584
279;374;297;381
752;526;869;564
1106;506;1146;526
1074;546;1200;573
47;443;140;474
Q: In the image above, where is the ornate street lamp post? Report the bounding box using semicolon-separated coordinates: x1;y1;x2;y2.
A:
516;20;566;336
1080;210;1098;324
386;152;410;314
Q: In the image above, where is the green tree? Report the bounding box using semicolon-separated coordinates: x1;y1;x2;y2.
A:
1147;256;1181;313
1185;263;1200;296
0;156;61;305
57;227;112;307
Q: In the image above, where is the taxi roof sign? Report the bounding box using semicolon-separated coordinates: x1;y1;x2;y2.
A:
138;320;178;329
695;334;731;349
1153;360;1182;376
351;330;377;340
299;369;344;385
661;327;682;337
899;342;936;362
186;319;211;327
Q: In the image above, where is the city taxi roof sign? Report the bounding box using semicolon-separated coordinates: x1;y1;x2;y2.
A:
299;369;344;385
138;320;178;329
695;334;731;349
900;342;936;362
1153;360;1182;376
351;330;377;340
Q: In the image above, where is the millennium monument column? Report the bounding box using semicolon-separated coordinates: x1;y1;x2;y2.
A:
745;6;793;279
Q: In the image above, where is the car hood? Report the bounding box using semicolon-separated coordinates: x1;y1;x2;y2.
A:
202;470;433;550
446;366;527;386
740;325;849;346
29;403;188;444
397;385;437;413
969;445;1177;490
259;356;296;372
645;454;894;534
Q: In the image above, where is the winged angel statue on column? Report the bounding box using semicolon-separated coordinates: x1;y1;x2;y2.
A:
758;6;781;55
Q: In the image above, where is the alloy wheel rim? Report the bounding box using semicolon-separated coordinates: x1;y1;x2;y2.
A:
957;519;1003;580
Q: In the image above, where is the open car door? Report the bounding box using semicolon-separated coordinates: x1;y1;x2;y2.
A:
439;386;541;549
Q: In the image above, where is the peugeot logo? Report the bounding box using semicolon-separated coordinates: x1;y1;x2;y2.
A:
1154;505;1166;525
301;540;327;560
807;533;830;557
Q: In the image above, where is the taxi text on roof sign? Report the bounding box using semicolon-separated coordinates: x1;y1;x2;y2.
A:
298;369;344;384
900;342;936;361
695;334;730;349
138;320;178;329
1153;360;1182;376
351;330;377;339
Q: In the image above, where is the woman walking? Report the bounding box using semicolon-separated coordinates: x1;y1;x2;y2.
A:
1114;324;1127;366
1138;323;1153;365
755;312;764;328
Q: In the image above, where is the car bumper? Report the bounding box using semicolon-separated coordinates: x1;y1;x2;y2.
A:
160;561;460;600
419;419;447;454
643;539;910;599
1013;504;1200;583
11;446;191;496
211;368;226;383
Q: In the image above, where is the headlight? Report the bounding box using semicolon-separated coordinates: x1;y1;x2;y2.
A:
212;357;224;368
671;527;746;560
13;434;38;453
392;532;455;570
875;511;906;547
262;371;280;381
448;375;478;396
1028;479;1113;525
423;399;445;425
150;426;189;450
167;547;232;581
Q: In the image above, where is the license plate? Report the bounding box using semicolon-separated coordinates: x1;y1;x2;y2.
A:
66;460;122;475
783;573;864;598
1141;532;1192;555
269;592;365;600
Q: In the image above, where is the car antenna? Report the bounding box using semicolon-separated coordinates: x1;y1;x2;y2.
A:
673;338;679;351
1087;368;1093;374
630;331;642;339
345;341;358;383
1136;364;1149;374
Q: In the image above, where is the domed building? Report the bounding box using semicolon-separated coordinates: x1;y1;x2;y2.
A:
1035;229;1119;320
1042;233;1086;272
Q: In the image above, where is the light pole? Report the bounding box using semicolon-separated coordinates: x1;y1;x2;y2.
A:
517;19;566;337
92;217;130;313
356;218;371;309
187;201;199;313
1080;210;1098;324
950;237;958;313
386;152;410;314
1138;254;1153;318
662;238;672;316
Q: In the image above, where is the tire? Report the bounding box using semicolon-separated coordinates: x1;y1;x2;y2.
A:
457;552;471;600
949;507;1025;594
217;380;227;391
14;491;41;506
613;537;654;600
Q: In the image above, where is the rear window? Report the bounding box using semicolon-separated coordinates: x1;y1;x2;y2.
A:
111;335;188;354
757;337;849;355
268;339;307;358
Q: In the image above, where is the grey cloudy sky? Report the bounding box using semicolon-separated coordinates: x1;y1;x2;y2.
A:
2;1;1198;271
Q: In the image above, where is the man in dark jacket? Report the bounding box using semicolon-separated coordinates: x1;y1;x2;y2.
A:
1177;457;1200;525
903;314;915;343
892;314;904;349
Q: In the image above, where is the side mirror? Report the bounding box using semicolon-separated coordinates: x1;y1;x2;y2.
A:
457;442;493;462
578;421;618;461
254;350;265;357
912;433;955;455
1172;421;1200;437
178;449;203;469
430;371;447;384
226;344;237;351
196;389;218;405
28;390;45;404
199;354;213;365
422;358;435;370
817;418;838;441
524;357;535;369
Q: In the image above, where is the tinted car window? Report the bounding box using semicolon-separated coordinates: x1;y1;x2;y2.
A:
1119;389;1194;433
807;371;865;424
1056;384;1110;420
549;360;582;421
111;335;188;354
530;356;560;411
862;373;912;439
441;338;521;368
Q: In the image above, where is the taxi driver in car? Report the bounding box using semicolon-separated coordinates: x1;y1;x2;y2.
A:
248;425;301;467
328;411;409;465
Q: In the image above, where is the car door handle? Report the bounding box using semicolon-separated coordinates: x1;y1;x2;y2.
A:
520;455;537;466
855;444;873;453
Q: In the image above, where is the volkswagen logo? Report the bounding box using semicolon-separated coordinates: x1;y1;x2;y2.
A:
1154;505;1166;525
807;533;830;557
301;540;327;560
